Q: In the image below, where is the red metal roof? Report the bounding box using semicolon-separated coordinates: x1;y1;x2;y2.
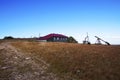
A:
38;33;68;40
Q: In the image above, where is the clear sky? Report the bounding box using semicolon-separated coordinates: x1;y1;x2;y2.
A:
0;0;120;44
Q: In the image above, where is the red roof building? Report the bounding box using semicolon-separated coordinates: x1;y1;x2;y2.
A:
38;33;68;42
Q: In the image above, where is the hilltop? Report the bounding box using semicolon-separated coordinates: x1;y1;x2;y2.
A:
0;40;120;80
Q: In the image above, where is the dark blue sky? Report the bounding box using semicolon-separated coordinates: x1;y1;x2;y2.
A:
0;0;120;44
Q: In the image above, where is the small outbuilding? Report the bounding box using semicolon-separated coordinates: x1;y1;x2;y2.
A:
38;33;68;42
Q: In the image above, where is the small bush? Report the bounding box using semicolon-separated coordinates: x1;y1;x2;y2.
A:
3;36;14;39
67;36;78;43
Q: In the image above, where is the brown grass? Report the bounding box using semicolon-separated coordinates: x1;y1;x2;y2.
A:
11;41;120;80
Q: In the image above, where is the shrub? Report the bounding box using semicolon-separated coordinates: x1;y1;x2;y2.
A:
3;36;14;39
67;36;78;43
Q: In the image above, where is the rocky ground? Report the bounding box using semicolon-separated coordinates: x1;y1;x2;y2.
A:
0;42;60;80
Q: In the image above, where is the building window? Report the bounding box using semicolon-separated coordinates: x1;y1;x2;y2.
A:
57;37;59;40
54;37;56;41
65;38;67;40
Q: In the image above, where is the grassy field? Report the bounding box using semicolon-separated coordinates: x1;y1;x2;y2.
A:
10;41;120;80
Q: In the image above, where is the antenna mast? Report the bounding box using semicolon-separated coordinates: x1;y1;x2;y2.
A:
83;33;91;45
39;33;40;38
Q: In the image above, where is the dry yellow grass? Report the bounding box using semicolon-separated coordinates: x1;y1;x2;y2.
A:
11;41;120;80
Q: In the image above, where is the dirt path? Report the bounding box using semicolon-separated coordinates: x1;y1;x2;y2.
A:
0;42;59;80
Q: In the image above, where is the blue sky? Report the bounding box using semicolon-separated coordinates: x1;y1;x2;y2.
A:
0;0;120;44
